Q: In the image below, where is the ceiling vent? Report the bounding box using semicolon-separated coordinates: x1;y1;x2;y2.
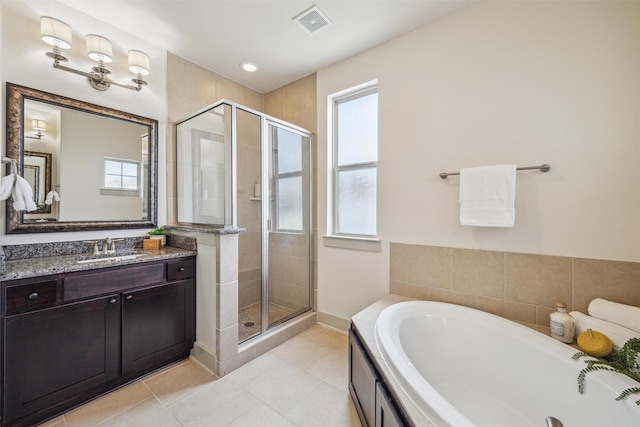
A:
293;5;332;35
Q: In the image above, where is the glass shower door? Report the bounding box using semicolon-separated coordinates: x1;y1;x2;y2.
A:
265;122;312;329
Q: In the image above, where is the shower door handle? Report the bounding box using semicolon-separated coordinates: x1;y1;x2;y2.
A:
267;219;272;231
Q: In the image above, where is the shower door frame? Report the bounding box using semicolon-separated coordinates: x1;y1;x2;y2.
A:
259;117;314;335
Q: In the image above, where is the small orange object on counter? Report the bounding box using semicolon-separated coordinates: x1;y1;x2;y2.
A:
143;238;162;250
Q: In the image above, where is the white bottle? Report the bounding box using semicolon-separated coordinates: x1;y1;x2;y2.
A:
550;302;574;343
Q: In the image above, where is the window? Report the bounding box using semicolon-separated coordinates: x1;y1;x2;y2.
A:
273;126;304;232
330;84;378;238
103;158;140;192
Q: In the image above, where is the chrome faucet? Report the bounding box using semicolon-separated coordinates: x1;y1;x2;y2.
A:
103;237;113;255
545;416;563;427
103;237;124;255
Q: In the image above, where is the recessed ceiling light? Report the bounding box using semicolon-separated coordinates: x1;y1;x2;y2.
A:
240;62;259;72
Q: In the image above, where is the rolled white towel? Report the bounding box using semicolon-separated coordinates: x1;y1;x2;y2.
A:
570;311;640;350
588;298;640;333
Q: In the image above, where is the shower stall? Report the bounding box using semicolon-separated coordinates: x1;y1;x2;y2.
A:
176;101;313;344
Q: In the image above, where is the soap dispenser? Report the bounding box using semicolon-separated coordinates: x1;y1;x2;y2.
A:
550;302;574;343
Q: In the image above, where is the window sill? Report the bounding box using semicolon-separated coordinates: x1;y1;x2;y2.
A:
322;235;381;252
100;188;140;197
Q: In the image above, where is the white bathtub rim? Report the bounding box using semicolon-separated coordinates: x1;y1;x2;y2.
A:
375;301;640;427
375;302;476;427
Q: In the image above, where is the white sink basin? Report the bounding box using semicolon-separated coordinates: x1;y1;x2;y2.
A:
76;254;144;264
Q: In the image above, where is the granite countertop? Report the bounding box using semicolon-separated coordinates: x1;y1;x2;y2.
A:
351;294;436;427
0;246;197;282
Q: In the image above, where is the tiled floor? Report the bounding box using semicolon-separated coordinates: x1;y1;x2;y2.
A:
38;325;361;427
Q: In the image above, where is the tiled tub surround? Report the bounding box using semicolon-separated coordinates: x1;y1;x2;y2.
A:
390;243;640;334
0;236;197;281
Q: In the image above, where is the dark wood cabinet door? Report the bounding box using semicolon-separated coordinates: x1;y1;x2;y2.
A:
3;295;120;425
349;329;378;427
121;279;195;373
376;383;405;427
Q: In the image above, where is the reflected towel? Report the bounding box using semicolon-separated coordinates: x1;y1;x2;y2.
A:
459;164;516;227
570;311;639;350
588;298;640;333
45;190;60;205
12;175;37;212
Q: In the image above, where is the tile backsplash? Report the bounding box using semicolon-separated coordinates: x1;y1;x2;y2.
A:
390;243;640;334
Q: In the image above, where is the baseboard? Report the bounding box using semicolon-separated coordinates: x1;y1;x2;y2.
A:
317;311;350;332
190;342;217;373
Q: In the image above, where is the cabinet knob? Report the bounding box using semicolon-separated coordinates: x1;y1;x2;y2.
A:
28;292;39;300
178;267;185;272
109;298;117;304
126;295;133;300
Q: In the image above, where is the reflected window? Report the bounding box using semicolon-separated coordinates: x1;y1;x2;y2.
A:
103;158;140;191
331;84;378;237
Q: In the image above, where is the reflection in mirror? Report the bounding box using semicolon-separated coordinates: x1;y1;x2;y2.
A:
5;83;158;233
23;151;52;215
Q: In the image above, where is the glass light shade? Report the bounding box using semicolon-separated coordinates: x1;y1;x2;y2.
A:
128;50;150;76
86;34;113;63
40;16;72;49
32;119;47;131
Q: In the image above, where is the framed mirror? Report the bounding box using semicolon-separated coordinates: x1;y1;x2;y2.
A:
5;83;158;233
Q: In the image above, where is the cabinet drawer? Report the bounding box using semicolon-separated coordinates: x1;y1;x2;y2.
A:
64;263;165;301
5;280;58;314
167;259;195;281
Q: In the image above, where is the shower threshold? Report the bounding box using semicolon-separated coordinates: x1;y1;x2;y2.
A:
238;302;308;343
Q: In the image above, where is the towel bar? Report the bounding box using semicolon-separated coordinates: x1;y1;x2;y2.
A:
439;164;550;179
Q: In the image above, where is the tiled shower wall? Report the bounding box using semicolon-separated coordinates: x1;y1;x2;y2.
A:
390;243;640;334
264;75;318;310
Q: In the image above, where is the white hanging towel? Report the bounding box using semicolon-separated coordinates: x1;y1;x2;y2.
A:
45;190;61;205
12;175;38;212
459;164;516;227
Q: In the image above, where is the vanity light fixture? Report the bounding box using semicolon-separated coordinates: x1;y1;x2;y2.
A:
26;119;47;140
40;16;150;92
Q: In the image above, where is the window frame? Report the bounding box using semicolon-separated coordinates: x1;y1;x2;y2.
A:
329;83;379;240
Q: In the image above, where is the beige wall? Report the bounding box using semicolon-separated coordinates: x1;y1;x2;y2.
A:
317;1;640;322
390;243;640;334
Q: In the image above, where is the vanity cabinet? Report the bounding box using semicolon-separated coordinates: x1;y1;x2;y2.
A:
122;279;194;373
1;256;196;427
349;327;409;427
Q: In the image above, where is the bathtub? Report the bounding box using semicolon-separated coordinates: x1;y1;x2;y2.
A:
375;301;640;427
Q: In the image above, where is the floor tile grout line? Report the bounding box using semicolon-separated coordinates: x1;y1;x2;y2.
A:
140;380;188;427
86;392;157;427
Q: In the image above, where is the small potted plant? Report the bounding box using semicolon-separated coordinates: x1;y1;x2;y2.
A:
147;227;166;247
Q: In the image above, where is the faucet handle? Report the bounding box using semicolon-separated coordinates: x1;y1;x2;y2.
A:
83;240;99;256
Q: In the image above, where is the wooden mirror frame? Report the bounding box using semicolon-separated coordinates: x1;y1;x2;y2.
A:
5;83;158;233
